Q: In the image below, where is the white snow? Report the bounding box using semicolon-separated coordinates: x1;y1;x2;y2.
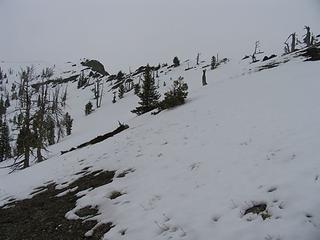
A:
0;47;320;240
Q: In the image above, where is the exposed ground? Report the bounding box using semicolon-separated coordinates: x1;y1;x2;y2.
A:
0;170;115;240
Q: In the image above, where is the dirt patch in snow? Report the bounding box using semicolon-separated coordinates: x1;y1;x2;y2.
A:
0;170;115;240
244;203;271;220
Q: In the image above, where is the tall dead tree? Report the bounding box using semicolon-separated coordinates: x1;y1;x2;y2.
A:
251;41;263;63
32;67;53;163
284;33;297;53
93;78;103;108
15;66;35;169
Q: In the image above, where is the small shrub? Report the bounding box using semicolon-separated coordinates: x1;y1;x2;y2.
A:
64;112;73;136
109;191;123;200
159;79;188;110
173;56;180;67
85;101;93;115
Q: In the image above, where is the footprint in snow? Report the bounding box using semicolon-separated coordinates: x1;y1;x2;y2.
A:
267;186;278;193
190;162;201;171
212;215;221;223
305;213;319;228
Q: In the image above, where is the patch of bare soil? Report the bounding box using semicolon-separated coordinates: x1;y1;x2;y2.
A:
0;170;115;240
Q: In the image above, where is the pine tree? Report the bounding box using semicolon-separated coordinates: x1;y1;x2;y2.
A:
159;79;188;110
85;101;93;115
134;83;140;95
0;98;5;117
131;65;160;115
46;116;55;145
16;127;27;158
32;110;47;162
116;71;124;81
0;118;11;161
64;112;73;136
5;95;10;108
118;84;125;99
173;56;180;67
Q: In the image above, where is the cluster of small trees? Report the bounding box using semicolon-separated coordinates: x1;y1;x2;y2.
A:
0;66;74;169
131;65;188;115
79;69;105;115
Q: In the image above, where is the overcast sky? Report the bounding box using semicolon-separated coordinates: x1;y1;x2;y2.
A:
1;0;319;72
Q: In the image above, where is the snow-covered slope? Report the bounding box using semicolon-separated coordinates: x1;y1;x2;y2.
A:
0;48;320;240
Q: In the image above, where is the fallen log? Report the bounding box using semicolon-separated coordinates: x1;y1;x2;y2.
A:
61;122;129;155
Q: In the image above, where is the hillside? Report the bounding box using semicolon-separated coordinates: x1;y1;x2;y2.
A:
0;37;319;240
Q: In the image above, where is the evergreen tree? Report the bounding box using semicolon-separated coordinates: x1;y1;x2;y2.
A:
0;97;5;117
32;110;47;162
134;83;140;95
46;116;55;145
5;95;10;108
0;118;11;161
64;112;73;136
16;127;27;158
159;79;188;110
173;56;180;67
131;65;160;115
118;84;125;99
116;71;124;81
85;101;93;115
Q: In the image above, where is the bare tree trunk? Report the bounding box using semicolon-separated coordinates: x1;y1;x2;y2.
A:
23;77;31;168
291;33;296;52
